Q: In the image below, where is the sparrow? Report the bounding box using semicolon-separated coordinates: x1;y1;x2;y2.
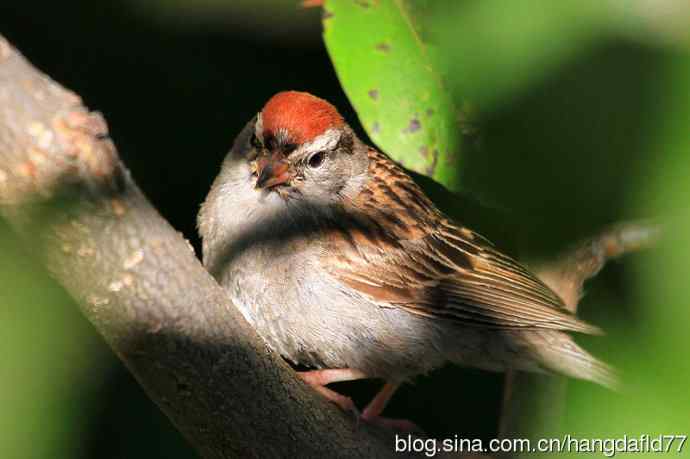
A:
198;91;616;430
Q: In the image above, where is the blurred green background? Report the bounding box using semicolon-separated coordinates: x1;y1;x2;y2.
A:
1;0;689;457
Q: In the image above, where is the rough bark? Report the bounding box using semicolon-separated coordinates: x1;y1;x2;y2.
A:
0;35;408;459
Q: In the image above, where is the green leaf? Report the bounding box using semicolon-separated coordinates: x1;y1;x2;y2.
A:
323;0;462;190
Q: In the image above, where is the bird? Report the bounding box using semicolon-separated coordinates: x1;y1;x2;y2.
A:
198;90;617;430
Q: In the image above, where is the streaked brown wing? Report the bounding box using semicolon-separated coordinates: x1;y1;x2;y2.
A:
323;220;601;335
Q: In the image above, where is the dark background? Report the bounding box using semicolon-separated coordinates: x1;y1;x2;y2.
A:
1;1;676;458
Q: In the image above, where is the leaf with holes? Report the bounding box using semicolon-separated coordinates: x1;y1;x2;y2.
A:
323;0;462;191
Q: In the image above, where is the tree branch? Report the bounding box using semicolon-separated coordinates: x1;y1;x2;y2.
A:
0;35;409;458
499;222;660;452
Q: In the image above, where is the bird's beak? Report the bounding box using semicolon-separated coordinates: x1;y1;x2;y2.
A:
255;153;291;189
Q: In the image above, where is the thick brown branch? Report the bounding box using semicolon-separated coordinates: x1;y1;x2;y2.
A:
0;35;408;458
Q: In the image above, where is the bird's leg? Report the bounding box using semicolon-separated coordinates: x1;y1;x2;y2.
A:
298;368;366;414
299;371;421;432
361;382;399;419
299;368;367;385
361;382;422;433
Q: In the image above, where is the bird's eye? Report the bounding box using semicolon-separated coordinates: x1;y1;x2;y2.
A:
250;133;262;149
307;151;326;169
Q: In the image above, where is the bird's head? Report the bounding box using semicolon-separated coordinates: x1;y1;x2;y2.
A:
244;91;367;203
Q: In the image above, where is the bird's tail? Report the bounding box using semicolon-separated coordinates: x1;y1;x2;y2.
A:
532;333;620;390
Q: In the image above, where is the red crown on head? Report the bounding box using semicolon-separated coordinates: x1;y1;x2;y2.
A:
261;91;344;145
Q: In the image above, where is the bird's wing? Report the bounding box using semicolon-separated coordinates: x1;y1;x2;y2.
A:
322;219;601;335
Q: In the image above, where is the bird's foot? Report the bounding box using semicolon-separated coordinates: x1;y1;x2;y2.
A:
298;368;366;419
298;370;423;433
360;382;424;433
309;384;361;419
